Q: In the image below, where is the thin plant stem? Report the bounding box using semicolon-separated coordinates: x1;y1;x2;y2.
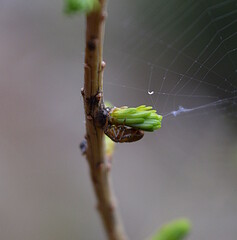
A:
81;1;127;239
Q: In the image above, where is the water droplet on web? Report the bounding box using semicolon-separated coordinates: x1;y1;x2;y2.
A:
148;91;154;95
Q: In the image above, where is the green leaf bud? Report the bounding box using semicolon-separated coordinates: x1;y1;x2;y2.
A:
150;218;191;240
109;105;163;132
64;0;99;15
104;135;115;159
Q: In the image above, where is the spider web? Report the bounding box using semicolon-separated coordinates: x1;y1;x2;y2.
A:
104;0;237;121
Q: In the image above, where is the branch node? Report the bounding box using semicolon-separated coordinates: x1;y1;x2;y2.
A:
101;61;106;67
84;63;90;69
100;61;106;73
87;115;93;120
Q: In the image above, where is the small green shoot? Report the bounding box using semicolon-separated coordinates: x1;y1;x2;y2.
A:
105;135;115;158
150;218;191;240
64;0;99;14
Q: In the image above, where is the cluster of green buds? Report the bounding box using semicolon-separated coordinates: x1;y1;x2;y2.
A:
108;105;163;132
103;103;163;155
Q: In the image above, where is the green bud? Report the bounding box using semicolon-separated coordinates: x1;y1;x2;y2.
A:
109;105;163;132
104;101;113;108
64;0;99;15
104;135;115;159
150;218;191;240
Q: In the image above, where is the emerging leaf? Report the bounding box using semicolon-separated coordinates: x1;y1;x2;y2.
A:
150;218;191;240
104;135;115;158
64;0;99;14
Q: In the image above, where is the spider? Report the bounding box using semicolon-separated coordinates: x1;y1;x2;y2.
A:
96;105;144;143
104;123;144;143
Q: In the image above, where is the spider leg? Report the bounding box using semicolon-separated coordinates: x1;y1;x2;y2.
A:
119;125;126;141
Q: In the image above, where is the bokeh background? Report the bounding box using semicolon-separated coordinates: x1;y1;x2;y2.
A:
0;0;237;240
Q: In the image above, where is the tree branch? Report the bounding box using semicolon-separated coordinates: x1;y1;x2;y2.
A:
82;1;127;239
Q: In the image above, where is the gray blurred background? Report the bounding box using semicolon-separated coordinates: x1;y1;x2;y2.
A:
0;0;237;240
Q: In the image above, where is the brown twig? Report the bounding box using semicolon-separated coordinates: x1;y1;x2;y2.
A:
81;1;127;239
